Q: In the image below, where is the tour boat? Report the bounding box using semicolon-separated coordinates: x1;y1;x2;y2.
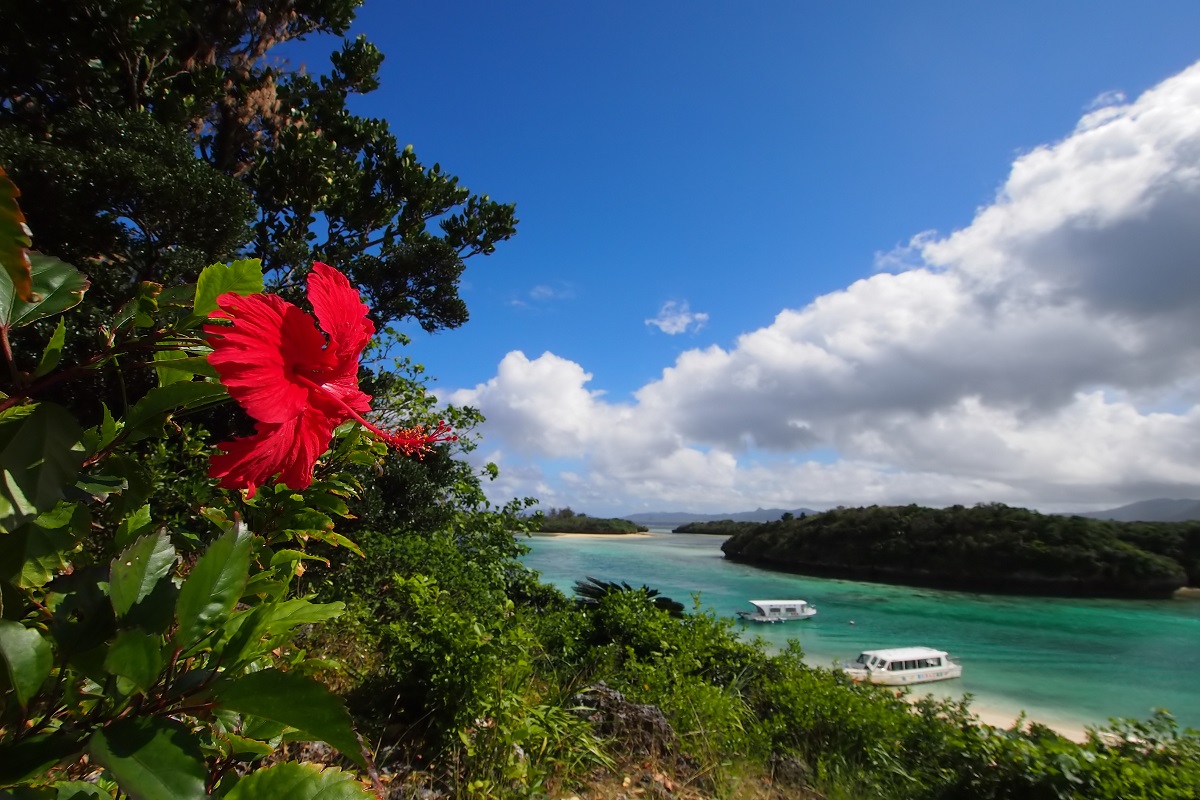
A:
841;647;962;686
735;599;817;623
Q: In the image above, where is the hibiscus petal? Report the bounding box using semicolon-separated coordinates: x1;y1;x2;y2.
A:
206;292;331;424
308;262;374;376
208;406;340;496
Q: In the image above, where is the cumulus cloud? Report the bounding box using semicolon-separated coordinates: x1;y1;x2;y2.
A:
451;61;1200;515
645;300;710;335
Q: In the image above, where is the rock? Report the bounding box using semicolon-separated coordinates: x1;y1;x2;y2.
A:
572;682;679;759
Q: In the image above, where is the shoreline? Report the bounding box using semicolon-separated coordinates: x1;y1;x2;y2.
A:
957;698;1090;743
894;688;1090;742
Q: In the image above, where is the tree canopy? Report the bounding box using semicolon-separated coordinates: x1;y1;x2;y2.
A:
0;0;516;330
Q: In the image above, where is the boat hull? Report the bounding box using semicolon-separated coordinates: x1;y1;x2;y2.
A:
736;610;817;623
842;664;962;685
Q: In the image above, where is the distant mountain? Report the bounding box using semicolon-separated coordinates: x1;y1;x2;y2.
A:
620;507;818;526
1075;498;1200;522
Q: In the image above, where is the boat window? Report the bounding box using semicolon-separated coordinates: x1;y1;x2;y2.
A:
904;660;916;670
887;661;898;671
929;657;941;667
855;654;869;664
769;607;781;614
916;659;930;669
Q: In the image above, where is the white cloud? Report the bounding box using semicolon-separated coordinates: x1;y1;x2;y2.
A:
508;282;575;308
645;300;710;335
450;61;1200;516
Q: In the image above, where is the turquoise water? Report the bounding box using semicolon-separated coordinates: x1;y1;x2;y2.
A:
521;531;1200;732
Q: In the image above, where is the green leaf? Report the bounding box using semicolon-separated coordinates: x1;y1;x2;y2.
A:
215;606;268;666
0;620;53;706
156;284;198;308
46;569;116;658
103;629;164;694
73;472;127;501
218;732;274;759
0;166;33;303
223;762;373;800
193;259;263;318
212;670;365;767
174;524;253;649
0;502;86;588
97;454;154;519
218;599;343;667
0;524;76;586
152;349;187;387
153;352;217;387
121;577;179;635
284;508;333;532
261;599;344;634
51;782;111;800
34;317;67;377
239;715;289;742
0;252;89;330
269;549;329;569
109;532;176;619
81;403;122;457
123;381;227;443
0;403;85;532
114;504;154;550
0;732;86;785
87;717;207;800
111;282;162;331
296;529;363;558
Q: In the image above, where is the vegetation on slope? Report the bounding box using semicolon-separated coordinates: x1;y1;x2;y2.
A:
533;507;647;534
721;503;1190;598
675;519;770;536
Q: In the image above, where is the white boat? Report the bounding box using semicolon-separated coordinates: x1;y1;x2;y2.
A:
841;646;962;686
735;599;817;623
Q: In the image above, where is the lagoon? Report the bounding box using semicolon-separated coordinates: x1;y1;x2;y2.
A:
521;530;1200;734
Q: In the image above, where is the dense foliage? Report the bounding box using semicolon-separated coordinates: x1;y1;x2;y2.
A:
0;0;516;332
722;503;1190;598
674;519;762;536
0;193;387;796
533;508;646;534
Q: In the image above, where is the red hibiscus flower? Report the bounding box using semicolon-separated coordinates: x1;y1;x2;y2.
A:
205;262;454;496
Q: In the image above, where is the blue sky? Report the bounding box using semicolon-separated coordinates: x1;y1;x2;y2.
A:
293;2;1200;515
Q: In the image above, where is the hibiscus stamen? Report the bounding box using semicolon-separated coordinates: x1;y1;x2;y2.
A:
292;372;457;456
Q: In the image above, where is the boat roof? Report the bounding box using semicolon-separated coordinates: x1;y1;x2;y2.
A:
747;599;810;608
859;647;949;661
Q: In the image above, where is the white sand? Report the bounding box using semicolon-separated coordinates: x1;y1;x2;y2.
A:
907;693;1091;743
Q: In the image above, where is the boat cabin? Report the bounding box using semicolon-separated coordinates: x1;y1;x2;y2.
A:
842;646;962;685
736;599;817;623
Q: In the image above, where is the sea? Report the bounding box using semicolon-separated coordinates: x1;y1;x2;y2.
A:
520;530;1200;733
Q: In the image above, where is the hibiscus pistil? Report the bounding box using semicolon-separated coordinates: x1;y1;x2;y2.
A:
290;370;457;456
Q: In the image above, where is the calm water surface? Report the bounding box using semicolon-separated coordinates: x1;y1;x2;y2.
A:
521;531;1200;731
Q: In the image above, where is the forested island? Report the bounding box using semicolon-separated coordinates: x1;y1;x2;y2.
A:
721;503;1200;598
534;507;647;534
674;519;763;535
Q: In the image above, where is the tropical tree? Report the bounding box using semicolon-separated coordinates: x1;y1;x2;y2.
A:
0;0;517;330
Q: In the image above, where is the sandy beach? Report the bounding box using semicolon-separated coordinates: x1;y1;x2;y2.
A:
950;699;1090;743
